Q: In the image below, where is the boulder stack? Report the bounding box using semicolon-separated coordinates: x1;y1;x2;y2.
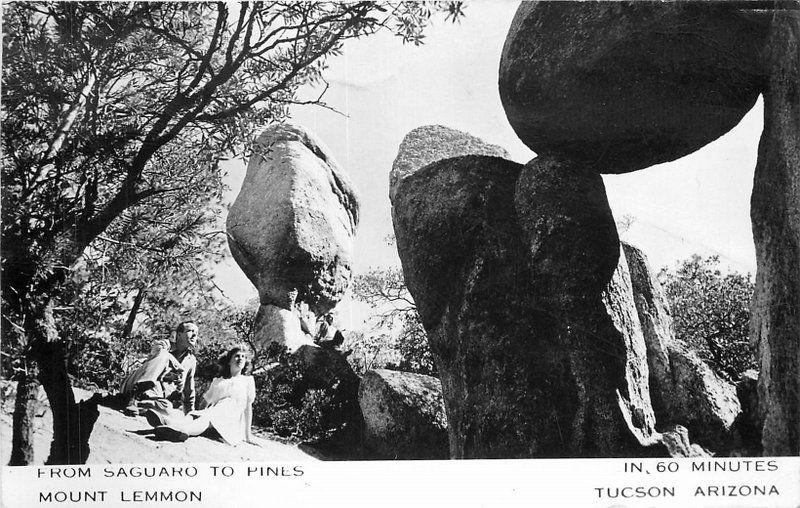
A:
392;0;798;457
393;154;659;457
226;123;360;350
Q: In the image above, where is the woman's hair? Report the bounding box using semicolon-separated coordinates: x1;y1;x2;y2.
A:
218;346;251;378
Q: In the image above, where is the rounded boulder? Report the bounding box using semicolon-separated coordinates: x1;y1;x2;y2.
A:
499;1;770;172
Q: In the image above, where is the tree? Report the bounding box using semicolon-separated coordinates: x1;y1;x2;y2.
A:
658;255;756;380
351;265;436;376
1;1;463;465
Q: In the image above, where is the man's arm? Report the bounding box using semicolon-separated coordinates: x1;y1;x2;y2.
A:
182;356;196;414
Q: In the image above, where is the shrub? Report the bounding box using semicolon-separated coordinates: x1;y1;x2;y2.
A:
252;343;359;443
659;255;756;380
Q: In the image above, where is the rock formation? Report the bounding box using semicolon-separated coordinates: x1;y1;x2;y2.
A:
658;425;709;458
392;1;799;457
751;7;800;457
251;305;313;353
623;243;741;451
389;125;508;202
498;2;770;173
227;123;360;350
394;155;660;457
734;370;762;455
358;369;448;459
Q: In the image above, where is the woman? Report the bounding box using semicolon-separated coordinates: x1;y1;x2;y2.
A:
145;346;259;445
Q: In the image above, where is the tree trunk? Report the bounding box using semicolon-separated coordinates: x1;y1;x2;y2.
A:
26;300;99;465
9;365;39;466
121;287;146;340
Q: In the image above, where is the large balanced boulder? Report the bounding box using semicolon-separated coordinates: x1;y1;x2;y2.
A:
623;243;741;451
389;125;509;203
752;10;800;456
358;369;448;459
393;154;660;457
227;123;360;317
498;1;771;172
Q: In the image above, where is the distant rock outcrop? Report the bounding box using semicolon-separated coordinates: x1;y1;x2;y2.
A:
227;123;360;351
664;343;741;450
359;369;448;459
498;2;770;172
623;243;741;451
389;125;508;203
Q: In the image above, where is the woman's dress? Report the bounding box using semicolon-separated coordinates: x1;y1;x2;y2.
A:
194;375;255;444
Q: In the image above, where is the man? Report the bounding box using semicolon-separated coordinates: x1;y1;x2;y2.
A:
119;338;182;401
167;321;199;414
314;313;345;350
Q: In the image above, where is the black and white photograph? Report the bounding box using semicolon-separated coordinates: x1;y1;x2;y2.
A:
1;0;799;506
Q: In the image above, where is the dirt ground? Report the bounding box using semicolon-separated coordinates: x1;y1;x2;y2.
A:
0;385;321;465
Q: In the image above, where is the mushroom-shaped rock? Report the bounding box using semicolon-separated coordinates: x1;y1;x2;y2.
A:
226;123;360;316
358;369;448;459
499;1;770;172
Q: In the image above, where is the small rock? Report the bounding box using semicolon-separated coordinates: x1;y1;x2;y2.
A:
658;425;710;458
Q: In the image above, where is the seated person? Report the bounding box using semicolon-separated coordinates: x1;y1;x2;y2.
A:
314;313;345;350
119;338;183;414
144;347;259;446
297;305;346;352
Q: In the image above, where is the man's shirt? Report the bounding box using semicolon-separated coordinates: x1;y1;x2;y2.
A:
170;348;197;414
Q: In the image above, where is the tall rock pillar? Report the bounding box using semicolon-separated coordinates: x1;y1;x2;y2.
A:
752;9;800;456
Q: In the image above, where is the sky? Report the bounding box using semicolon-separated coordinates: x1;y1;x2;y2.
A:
214;1;763;326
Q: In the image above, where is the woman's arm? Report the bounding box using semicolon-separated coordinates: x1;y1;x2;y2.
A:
244;376;258;445
244;404;257;444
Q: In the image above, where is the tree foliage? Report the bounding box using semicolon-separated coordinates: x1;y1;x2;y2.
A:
1;1;463;464
658;255;755;380
351;265;435;376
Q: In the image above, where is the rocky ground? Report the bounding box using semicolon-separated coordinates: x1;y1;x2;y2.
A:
0;384;322;465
